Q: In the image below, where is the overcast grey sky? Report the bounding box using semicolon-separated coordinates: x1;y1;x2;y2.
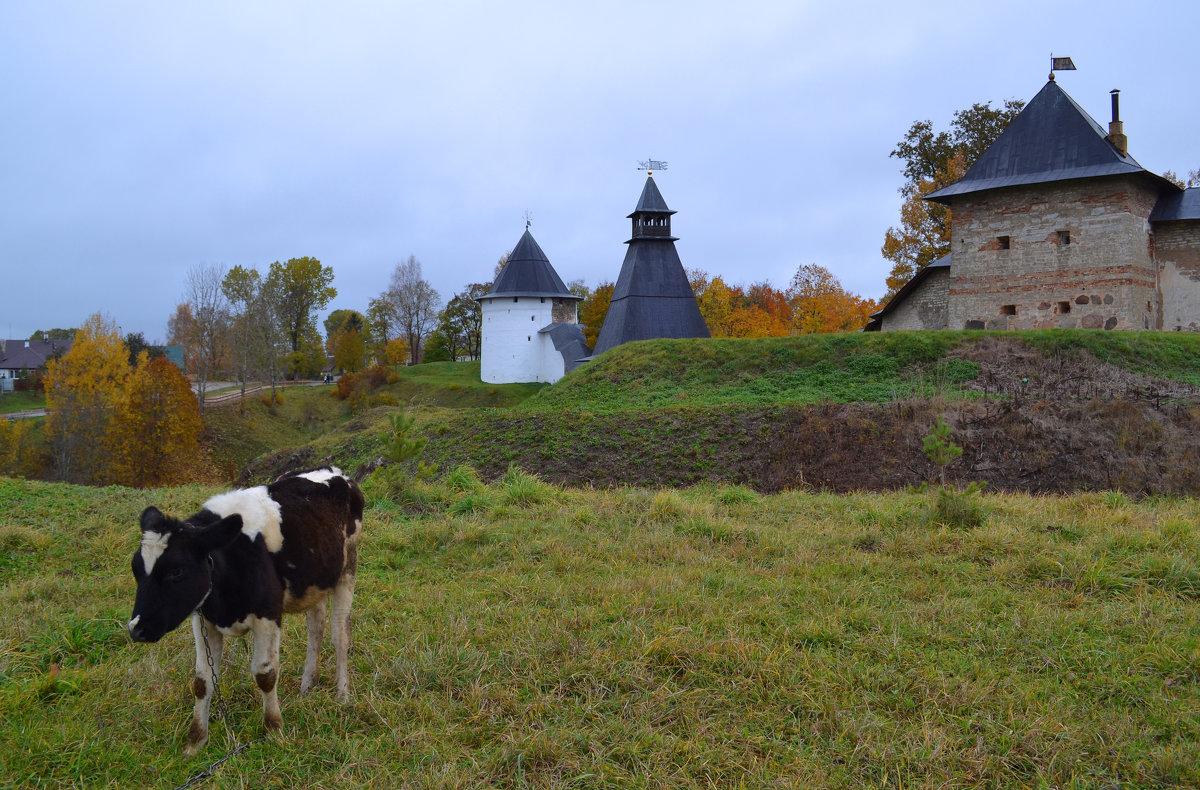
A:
3;1;1198;342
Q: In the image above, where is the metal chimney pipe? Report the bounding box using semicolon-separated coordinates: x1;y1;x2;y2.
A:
1107;89;1127;156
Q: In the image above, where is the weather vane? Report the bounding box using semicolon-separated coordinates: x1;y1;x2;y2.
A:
1048;54;1076;81
523;209;533;229
638;158;668;176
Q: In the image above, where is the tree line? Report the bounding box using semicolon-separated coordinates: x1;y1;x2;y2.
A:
167;255;466;391
9;243;889;487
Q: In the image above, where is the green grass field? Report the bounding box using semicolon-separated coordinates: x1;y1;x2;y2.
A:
0;391;45;414
2;474;1198;788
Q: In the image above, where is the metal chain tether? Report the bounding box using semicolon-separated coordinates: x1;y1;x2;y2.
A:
171;570;258;790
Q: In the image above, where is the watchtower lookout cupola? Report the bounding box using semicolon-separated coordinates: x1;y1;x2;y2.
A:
628;175;677;242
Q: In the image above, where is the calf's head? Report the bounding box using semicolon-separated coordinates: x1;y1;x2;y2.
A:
128;506;243;643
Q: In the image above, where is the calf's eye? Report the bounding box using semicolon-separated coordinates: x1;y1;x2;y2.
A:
166;567;186;582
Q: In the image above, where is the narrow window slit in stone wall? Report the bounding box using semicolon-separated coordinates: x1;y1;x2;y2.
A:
1000;304;1017;316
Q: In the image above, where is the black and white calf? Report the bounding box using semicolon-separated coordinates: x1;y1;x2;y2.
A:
128;467;364;755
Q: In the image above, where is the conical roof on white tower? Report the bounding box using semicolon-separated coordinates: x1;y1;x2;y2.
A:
477;229;589;384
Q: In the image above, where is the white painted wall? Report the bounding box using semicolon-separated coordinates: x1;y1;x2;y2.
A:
538;337;566;383
480;297;564;384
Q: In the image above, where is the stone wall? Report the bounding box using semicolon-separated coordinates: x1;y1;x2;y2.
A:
947;177;1160;331
1157;220;1200;332
551;298;578;324
881;267;950;330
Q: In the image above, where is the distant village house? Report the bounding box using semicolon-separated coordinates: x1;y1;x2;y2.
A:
0;338;72;392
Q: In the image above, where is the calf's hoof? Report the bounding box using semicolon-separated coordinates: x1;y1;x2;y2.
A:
183;724;207;757
182;742;203;758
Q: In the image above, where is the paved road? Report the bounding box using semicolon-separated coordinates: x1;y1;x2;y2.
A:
1;408;46;420
2;380;330;419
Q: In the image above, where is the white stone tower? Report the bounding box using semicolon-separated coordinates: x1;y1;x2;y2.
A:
477;229;589;384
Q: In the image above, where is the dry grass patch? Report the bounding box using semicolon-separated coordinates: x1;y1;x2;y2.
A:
1;476;1198;788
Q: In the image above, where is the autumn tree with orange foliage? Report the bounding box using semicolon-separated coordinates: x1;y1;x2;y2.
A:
690;271;792;338
45;313;205;486
745;282;793;337
110;355;204;487
882;100;1024;300
44;313;132;483
693;274;738;336
788;264;879;334
579;281;614;349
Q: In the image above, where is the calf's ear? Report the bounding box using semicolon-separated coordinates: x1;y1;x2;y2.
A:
193;514;244;553
140;506;165;533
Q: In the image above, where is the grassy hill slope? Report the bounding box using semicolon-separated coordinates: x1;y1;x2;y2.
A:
413;332;1200;494
212;332;1200;495
204;364;543;480
521;331;1200;413
2;476;1198;787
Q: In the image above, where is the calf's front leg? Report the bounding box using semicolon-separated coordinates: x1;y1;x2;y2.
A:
250;617;283;732
185;614;223;757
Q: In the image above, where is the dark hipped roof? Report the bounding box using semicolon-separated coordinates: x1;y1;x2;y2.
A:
926;81;1155;204
538;323;591;372
593;178;709;356
1151;187;1200;222
864;254;952;331
594;295;711;353
627;175;676;217
481;229;579;300
610;240;697;299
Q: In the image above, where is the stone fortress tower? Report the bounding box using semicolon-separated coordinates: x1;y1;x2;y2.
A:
592;173;710;356
872;72;1200;332
477;228;589;384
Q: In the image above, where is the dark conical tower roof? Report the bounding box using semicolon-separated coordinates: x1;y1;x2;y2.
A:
628;175;677;216
927;80;1152;203
592;176;709;356
482;229;578;300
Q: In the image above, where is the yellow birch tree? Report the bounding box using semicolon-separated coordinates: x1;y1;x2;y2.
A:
43;313;131;483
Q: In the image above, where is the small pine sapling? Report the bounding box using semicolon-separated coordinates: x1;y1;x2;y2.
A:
372;410;431;499
923;415;962;486
385;411;426;467
922;415;986;529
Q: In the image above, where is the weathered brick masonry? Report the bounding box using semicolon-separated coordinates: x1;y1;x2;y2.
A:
880;266;950;331
948;177;1161;331
1157;221;1200;331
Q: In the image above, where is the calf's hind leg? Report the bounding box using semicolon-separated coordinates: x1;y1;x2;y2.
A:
330;570;356;702
301;598;327;693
